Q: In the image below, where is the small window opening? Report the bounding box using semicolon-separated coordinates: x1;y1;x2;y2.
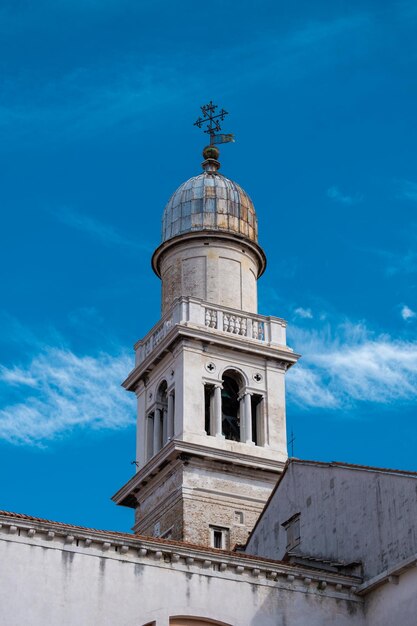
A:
210;526;229;550
213;530;223;549
282;513;301;552
234;511;244;524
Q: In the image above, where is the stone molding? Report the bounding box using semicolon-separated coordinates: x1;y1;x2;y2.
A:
355;552;417;595
0;512;362;602
152;231;267;280
127;296;298;389
126;324;299;393
112;439;285;508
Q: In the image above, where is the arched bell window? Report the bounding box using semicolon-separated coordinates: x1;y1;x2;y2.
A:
221;371;242;442
204;369;264;446
147;380;175;460
156;380;168;450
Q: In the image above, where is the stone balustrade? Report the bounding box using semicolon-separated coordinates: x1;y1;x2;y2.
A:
135;297;287;365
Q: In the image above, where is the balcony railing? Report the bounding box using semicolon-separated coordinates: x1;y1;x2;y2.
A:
135;297;287;365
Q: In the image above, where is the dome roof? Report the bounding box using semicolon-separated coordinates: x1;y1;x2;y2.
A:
161;169;258;244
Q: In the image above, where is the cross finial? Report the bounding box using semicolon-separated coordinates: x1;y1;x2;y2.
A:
194;101;234;146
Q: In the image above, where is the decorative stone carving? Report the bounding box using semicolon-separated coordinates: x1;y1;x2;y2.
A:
252;320;265;340
205;308;217;328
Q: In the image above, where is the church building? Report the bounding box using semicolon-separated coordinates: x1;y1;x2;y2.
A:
1;107;416;626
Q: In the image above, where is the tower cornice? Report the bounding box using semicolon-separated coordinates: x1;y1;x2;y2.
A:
152;230;267;279
112;439;286;509
124;305;300;393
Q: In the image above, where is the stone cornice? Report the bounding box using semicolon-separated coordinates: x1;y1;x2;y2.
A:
111;440;285;508
151;230;267;279
124;323;300;392
0;511;362;601
355;552;417;595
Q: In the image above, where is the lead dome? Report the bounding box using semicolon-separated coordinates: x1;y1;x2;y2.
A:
161;156;258;244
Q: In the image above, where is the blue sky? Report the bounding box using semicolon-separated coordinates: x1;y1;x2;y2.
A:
1;0;416;532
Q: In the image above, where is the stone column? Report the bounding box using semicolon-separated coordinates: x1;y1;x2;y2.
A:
257;398;265;446
239;395;246;443
153;408;162;455
162;408;168;446
214;385;223;437
147;414;154;461
244;392;253;444
167;392;175;440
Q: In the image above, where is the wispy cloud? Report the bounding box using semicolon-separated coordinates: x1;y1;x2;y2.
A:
401;305;416;321
294;307;313;319
52;207;151;252
287;321;417;410
326;186;363;205
397;179;417;202
0;346;134;445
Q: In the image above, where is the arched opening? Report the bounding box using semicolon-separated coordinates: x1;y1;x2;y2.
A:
156;380;168;450
157;380;168;403
221;371;243;441
203;370;265;446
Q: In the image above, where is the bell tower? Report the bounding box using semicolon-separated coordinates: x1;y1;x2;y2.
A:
112;105;300;548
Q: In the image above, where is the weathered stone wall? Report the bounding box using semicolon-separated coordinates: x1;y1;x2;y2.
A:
159;238;260;315
134;461;185;539
247;461;417;579
133;456;277;547
181;460;276;548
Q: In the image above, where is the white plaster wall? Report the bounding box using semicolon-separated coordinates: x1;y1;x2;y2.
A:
159;239;260;315
264;363;287;455
247;463;417;579
364;569;417;626
135;332;289;468
0;534;365;626
179;341;288;461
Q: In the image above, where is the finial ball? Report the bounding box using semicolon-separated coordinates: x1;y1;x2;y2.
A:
202;145;220;160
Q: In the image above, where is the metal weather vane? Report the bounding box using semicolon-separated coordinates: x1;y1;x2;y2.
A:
194;101;235;145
